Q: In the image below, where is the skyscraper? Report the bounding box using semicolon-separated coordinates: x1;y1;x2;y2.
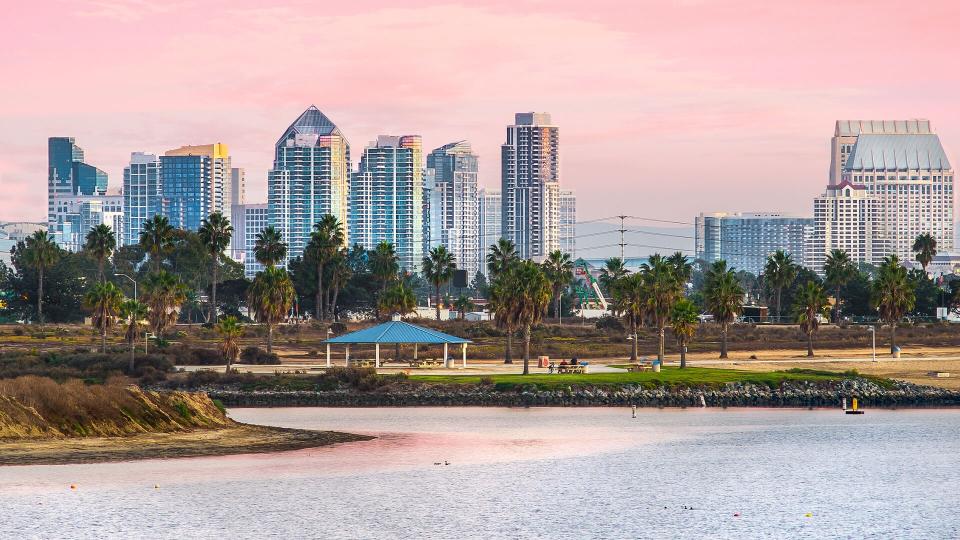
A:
231;167;246;206
50;193;123;252
501;112;560;261
48;137;110;248
231;203;268;278
831;120;954;260
268;106;351;265
123;152;162;247
425;141;480;274
559;189;577;257
350;135;424;273
808;182;888;273
160;143;231;231
694;212;813;275
477;188;502;264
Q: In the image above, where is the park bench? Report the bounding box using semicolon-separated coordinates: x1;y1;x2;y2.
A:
626;364;652;372
557;365;586;374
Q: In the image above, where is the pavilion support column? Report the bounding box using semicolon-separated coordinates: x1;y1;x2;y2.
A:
326;343;331;367
413;344;418;360
462;343;467;368
375;343;380;368
345;345;350;367
443;343;449;368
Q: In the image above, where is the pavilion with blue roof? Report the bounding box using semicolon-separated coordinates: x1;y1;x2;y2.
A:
323;317;471;368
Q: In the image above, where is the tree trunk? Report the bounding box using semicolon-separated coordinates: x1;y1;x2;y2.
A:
435;284;441;320
316;262;325;321
807;331;814;357
680;339;687;368
331;287;340;322
522;325;531;375
267;323;274;353
835;286;842;323
890;323;897;354
658;326;665;363
226;351;232;374
211;257;219;324
776;288;782;321
101;328;107;353
504;331;513;364
129;339;135;373
555;294;561;324
98;260;105;283
37;268;44;326
720;323;728;359
630;316;638;361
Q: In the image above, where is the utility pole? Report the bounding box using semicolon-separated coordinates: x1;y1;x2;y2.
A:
617;215;628;260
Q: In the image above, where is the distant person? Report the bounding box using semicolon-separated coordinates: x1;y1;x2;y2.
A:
571;356;579;366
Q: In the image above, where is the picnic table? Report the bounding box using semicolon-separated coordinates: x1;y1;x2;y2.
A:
557;364;586;374
626;363;652;372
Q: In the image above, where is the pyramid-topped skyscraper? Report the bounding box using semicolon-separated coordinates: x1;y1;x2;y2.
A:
268;106;351;265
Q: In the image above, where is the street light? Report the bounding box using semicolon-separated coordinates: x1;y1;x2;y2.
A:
115;273;146;353
867;325;876;362
114;273;137;301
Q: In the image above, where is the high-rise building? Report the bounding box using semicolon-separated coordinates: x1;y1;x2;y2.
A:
501;112;560;261
231;167;245;206
350;135;424;273
268;106;351;266
425;141;480;274
828;120;954;262
477;188;502;267
160;143;231;232
694;212;813;275
47;137;108;240
50;193;123;252
122;152;162;247
807;181;889;273
231;203;268;278
559;189;577;257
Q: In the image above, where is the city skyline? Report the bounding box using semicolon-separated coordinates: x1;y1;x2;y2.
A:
3;1;960;225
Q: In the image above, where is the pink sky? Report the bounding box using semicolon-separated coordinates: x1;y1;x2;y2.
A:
2;0;959;241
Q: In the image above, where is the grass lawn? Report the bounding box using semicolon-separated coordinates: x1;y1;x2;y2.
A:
408;367;866;390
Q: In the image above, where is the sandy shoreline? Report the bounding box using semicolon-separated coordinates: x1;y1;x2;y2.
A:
0;424;373;466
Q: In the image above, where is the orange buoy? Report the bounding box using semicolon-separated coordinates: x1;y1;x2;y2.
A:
70;484;77;490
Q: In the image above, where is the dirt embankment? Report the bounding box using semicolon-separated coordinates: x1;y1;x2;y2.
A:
0;377;371;465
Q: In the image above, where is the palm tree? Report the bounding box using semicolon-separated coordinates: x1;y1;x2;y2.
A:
216;316;243;373
823;249;856;323
142;270;188;338
140;215;175;272
378;281;417;318
912;233;937;274
248;266;295;352
505;261;551;375
599;257;629;291
84;223;116;282
763;250;797;321
489;264;519;364
794;280;830;357
667;251;693;285
614;272;647;362
21;230;59;325
704;260;744;359
369;241;400;292
254;226;287;269
84;281;124;353
328;249;353;321
486;238;518;279
642;254;683;364
119;299;148;372
309;215;345;320
453;294;475;320
422;245;457;320
872;255;915;354
542;250;574;322
198;212;233;323
670;298;699;368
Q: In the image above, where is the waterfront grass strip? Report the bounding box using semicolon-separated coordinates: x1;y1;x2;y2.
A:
409;367;849;390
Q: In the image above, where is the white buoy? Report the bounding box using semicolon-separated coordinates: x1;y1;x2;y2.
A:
631;405;637;418
700;394;706;407
842;397;847;410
